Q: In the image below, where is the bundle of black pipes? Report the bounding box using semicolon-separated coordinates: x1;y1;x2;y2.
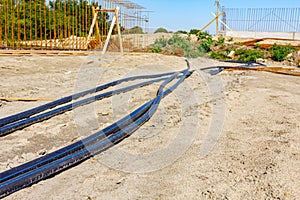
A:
201;60;266;75
0;59;262;198
0;60;194;198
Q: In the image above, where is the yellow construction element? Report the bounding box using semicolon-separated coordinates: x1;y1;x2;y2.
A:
198;11;225;35
87;7;123;54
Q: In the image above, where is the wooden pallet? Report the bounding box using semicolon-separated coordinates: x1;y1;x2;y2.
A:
0;50;90;56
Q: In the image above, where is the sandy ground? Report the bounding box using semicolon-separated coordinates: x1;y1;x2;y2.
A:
0;53;299;199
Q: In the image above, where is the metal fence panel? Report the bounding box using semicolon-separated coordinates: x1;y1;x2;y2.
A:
223;7;300;32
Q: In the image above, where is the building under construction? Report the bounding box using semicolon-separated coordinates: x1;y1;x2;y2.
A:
0;0;150;51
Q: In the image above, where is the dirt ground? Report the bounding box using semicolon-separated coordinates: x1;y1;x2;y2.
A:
0;53;299;199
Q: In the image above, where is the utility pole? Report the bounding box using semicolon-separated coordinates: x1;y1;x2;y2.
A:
215;0;220;36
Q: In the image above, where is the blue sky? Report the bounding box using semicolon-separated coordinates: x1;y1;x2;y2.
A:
133;0;300;33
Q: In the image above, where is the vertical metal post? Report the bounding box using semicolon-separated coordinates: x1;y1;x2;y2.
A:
40;0;42;48
49;0;52;49
22;0;27;47
85;1;88;47
44;0;46;48
11;0;14;47
53;0;56;48
4;0;7;47
17;0;20;47
72;0;75;49
0;1;2;47
64;0;67;39
215;0;219;36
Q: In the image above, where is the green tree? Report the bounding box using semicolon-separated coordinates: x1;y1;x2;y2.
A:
176;30;188;34
189;29;200;34
123;26;143;34
154;27;168;33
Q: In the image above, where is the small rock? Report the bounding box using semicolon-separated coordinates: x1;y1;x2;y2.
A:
256;58;265;63
227;51;235;58
38;149;47;156
100;112;109;116
287;53;293;58
116;178;125;185
85;61;94;65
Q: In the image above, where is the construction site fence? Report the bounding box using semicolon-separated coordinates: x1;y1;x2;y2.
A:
222;7;300;33
0;0;149;51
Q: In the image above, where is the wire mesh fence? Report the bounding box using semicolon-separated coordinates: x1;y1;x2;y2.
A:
222;7;300;33
0;0;148;51
103;0;150;51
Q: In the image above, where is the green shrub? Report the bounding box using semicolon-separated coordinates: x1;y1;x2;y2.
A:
219;44;226;50
150;37;168;53
216;37;225;46
154;27;168;33
189;29;201;35
124;26;143;34
154;37;168;47
176;30;188;34
150;46;162;53
228;37;233;42
270;44;296;62
195;32;214;52
210;52;228;60
167;34;204;58
196;32;211;40
234;42;243;46
200;36;214;52
149;34;205;58
226;46;236;54
236;49;264;62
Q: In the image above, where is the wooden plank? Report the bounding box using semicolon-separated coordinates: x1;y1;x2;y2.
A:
0;97;55;102
86;8;98;47
95;9;115;12
211;12;233;31
224;66;300;76
198;11;225;34
115;7;123;53
0;50;89;56
102;14;117;55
